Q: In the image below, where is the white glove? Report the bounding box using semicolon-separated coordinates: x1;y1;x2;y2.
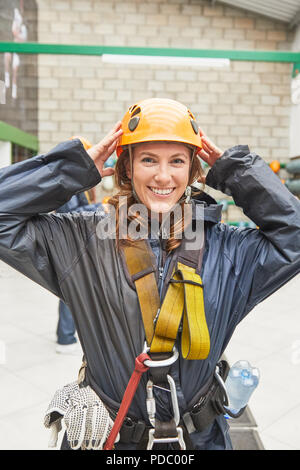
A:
44;381;117;450
44;381;78;447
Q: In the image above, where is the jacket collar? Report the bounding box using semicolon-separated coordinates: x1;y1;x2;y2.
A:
192;191;222;224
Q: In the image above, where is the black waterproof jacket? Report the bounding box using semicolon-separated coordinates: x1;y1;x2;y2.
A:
0;140;299;450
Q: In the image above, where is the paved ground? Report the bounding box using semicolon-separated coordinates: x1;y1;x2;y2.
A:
0;260;299;450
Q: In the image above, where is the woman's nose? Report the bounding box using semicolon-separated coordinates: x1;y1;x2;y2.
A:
154;164;172;185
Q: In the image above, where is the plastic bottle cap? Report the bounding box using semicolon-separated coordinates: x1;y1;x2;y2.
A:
241;369;250;378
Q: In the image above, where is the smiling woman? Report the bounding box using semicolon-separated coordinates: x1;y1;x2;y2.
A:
108;98;207;251
0;97;299;451
129;142;191;213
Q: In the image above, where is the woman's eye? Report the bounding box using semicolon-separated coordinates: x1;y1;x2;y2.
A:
172;158;185;164
142;157;154;163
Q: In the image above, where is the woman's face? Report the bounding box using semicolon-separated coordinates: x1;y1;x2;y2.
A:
129;141;191;213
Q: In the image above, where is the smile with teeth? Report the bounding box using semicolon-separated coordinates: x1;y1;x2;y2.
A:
149;187;175;195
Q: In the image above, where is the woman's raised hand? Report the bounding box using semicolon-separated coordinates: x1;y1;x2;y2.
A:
197;128;223;167
87;122;123;178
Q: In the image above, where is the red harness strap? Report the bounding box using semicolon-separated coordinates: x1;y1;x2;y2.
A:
104;352;150;450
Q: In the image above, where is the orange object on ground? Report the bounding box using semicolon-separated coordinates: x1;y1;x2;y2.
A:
269;160;281;173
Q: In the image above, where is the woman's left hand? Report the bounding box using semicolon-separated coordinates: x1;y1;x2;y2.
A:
197;128;223;167
87;122;123;178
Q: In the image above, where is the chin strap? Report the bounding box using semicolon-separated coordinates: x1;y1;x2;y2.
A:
128;145;142;204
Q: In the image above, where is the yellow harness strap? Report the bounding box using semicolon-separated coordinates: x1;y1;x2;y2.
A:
123;242;160;346
123;241;210;360
151;262;210;359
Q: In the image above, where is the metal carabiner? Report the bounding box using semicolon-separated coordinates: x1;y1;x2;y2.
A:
146;375;180;427
214;364;229;406
146;379;156;427
146;374;185;450
142;342;179;368
166;374;180;426
142;343;185;449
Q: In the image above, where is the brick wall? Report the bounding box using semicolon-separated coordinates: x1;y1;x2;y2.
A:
36;0;295;215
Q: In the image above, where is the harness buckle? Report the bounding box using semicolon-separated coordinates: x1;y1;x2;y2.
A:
147;426;186;450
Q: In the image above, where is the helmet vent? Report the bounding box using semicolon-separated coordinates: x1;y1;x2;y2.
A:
128;116;140;132
131;106;141;117
190;119;199;135
187;109;195;120
129;104;138;113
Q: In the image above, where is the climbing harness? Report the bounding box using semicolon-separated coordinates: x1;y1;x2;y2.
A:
103;345;184;450
121;240;210;360
75;237;244;451
104;239;211;450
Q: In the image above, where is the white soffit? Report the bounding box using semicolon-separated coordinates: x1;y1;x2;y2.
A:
214;0;300;27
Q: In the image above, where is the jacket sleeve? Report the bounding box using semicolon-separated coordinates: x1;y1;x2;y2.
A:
205;145;300;321
0;139;101;298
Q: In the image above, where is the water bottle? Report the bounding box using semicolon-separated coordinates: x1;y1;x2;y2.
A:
224;360;260;415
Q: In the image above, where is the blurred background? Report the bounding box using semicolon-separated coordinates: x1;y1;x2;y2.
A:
0;0;300;450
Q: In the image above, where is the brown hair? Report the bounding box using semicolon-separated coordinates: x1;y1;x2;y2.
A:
108;144;204;253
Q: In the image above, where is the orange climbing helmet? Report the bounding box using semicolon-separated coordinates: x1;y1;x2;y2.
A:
116;98;202;157
70;135;93;151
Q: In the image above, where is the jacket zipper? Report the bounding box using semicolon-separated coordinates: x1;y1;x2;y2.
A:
158;227;166;297
159;266;164;279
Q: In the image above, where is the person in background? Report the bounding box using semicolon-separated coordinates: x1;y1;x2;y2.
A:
4;7;27;100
